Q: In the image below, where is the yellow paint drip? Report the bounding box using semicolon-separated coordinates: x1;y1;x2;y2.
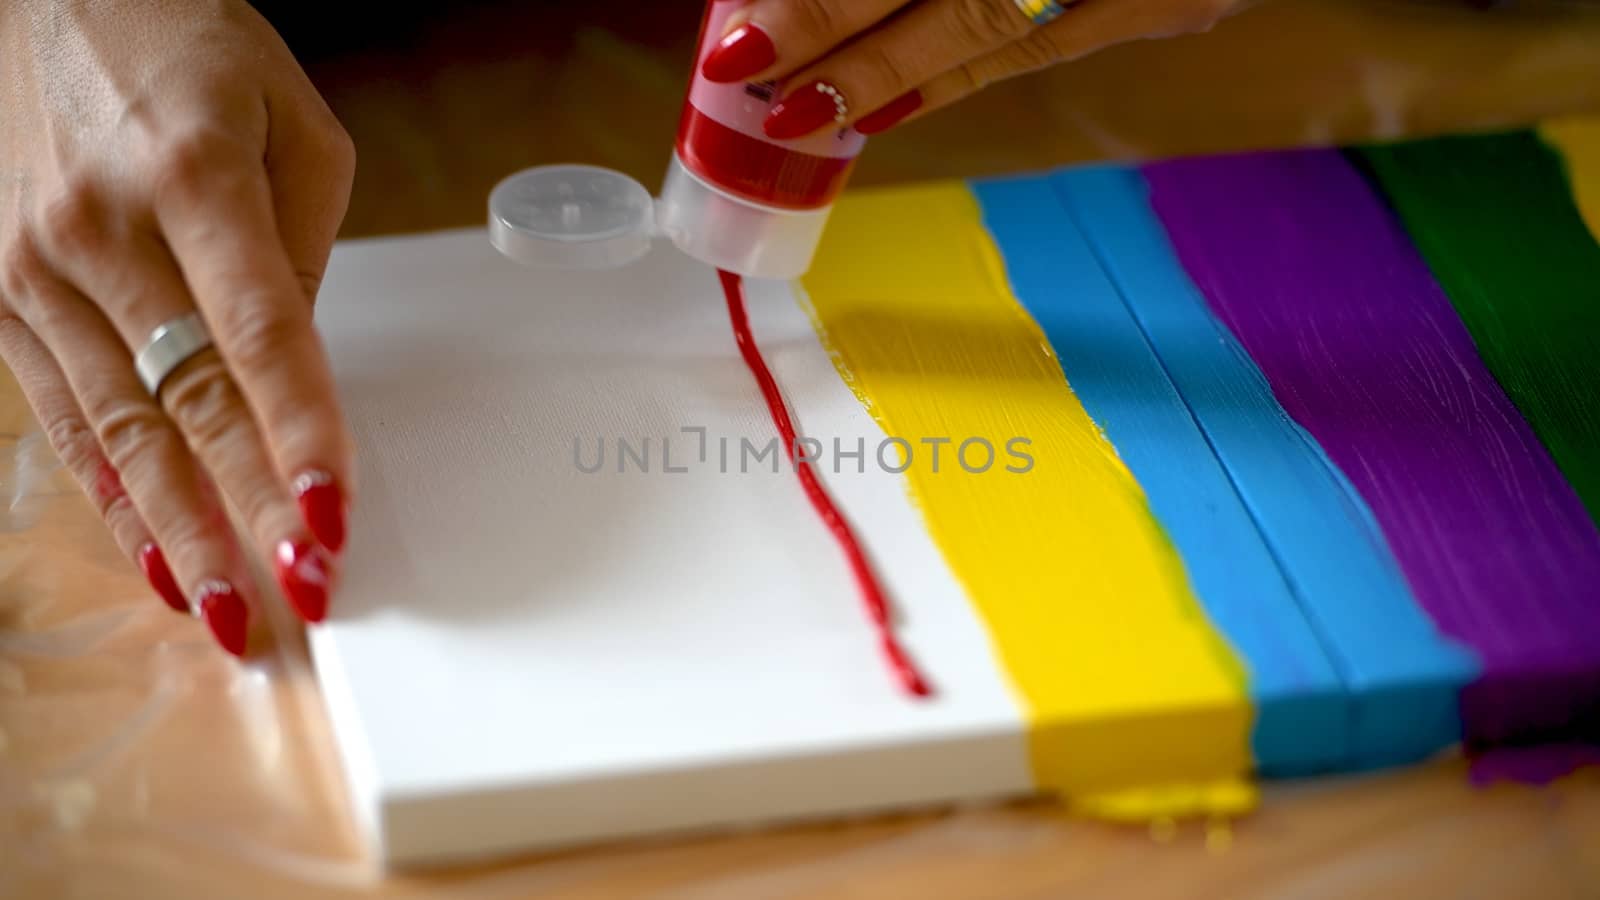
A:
1542;116;1600;243
1075;777;1257;823
798;182;1252;811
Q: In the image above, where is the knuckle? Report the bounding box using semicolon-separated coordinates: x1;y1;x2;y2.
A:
297;109;357;192
0;309;26;343
100;492;143;540
237;473;297;548
857;41;913;96
0;235;40;300
37;180;107;259
93;400;177;477
292;269;324;305
0;314;41;378
157;359;291;547
42;408;143;531
320;122;358;180
42;412;102;479
950;0;1032;48
1009;31;1065;72
151;128;246;201
157;510;222;564
161;356;251;453
792;0;848;42
216;296;306;376
958;61;988;92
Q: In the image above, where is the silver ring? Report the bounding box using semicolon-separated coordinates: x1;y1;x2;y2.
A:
1013;0;1069;25
135;313;213;395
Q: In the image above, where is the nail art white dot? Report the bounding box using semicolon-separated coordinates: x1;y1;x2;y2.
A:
193;579;232;618
813;82;850;123
292;469;334;496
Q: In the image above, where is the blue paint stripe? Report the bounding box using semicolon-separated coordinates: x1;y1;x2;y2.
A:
1051;165;1479;768
971;175;1351;775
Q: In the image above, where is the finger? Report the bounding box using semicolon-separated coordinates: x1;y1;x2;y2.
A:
872;0;1232;132
0;237;250;653
0;311;188;614
700;0;908;84
263;91;357;306
0;311;147;559
30;185;338;625
150;129;355;557
762;0;1038;139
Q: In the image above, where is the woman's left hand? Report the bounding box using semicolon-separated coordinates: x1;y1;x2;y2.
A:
700;0;1246;137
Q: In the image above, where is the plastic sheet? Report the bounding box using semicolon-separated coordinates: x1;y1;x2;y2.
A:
0;431;374;892
4;0;1600;896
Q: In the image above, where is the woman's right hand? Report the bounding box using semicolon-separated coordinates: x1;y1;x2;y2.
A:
0;0;357;654
700;0;1248;137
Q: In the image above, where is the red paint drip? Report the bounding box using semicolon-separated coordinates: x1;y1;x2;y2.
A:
719;270;931;698
93;460;124;506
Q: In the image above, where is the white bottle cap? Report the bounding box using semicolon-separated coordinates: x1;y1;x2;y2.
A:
489;164;657;270
489;155;833;280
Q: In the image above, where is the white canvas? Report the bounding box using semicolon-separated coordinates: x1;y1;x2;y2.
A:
311;230;1031;867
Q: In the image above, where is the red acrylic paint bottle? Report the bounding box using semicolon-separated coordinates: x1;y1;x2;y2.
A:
657;0;866;278
488;0;863;279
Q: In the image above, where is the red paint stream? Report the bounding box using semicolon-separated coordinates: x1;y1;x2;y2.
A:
719;270;931;698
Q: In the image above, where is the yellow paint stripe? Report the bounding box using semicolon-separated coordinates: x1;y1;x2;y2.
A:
798;182;1252;807
1543;116;1600;243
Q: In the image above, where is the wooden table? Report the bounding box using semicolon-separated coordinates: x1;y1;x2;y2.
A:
4;1;1599;896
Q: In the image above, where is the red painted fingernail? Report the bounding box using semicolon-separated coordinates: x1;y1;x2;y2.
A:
138;543;188;613
764;81;849;140
197;580;248;657
276;538;333;624
855;91;924;136
701;23;777;83
294;470;347;554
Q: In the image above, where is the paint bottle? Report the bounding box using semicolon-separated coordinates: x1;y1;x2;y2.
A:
657;0;864;278
488;0;862;279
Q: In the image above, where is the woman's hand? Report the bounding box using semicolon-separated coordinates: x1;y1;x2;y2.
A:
0;0;356;654
700;0;1244;136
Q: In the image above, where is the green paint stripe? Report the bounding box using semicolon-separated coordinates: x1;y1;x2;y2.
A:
1355;132;1600;529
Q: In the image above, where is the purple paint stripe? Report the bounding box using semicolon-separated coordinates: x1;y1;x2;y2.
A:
1144;149;1600;746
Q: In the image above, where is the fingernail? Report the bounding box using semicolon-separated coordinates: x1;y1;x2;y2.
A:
197;580;248;657
855;91;924;136
701;23;777;83
764;81;849;140
138;542;188;613
294;469;347;554
276;537;333;624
